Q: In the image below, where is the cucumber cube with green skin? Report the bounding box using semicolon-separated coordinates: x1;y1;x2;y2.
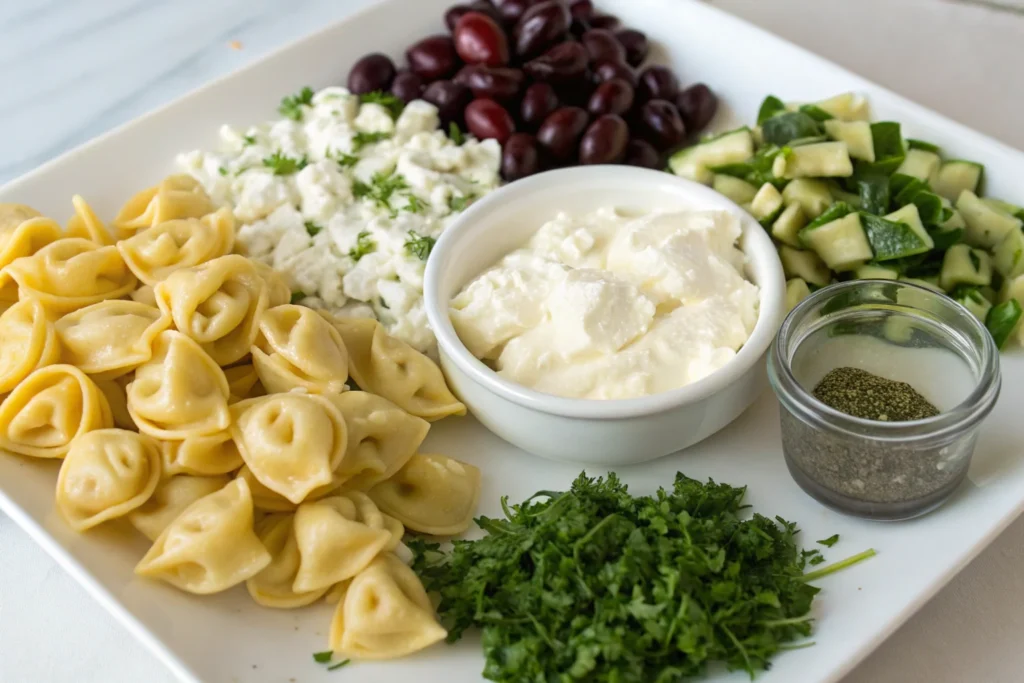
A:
954;288;993;323
750;182;784;223
940;244;993;291
987;299;1023;349
712;175;759;204
810;92;870;121
855;264;899;280
771;203;807;247
828;184;863;209
772;142;853;179
934;160;983;201
668;128;754;185
860;211;932;262
993;228;1024;278
762;112;823;146
998;275;1024;346
785;278;812;311
985;198;1024;222
957;189;1023;249
899;276;943;292
779;245;832;287
799;211;873;271
938;198;967;232
823;120;874;161
782;179;833;219
896;148;941;184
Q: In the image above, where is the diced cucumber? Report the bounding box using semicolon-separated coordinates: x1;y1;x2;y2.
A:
669;128;755;185
799;212;873;271
998;275;1024;346
899;276;943;292
934;160;983;201
985;198;1024;221
953;288;993;323
772;142;853;179
855;264;899;280
884;204;935;248
762;112;823;146
749;182;784;223
785;277;812;312
993;227;1024;278
957;189;1023;249
939;198;967;231
906;139;940;154
712;175;759;204
782;179;832;219
895;148;941;184
812;92;870;121
779;245;832;287
752;126;764;147
939;243;993;291
771;203;807;247
863;122;905;175
987;299;1023;349
980;286;997;303
828;184;863;209
823;120;874;161
861;212;932;262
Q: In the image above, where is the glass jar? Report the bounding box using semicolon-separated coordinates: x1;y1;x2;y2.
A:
768;280;1000;520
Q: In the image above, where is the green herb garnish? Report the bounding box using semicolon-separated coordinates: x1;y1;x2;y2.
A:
448;193;474;213
217;166;228;176
353;171;409;212
290;292;306;304
404;194;426;214
330;148;360;168
304;221;322;237
262;151;308;176
312;650;333;664
817;534;840;547
411;472;875;681
448;121;465;145
279;86;314;121
404;230;436;261
327;660;351;671
359;91;404;119
352;131;392;152
348;230;376;262
242;134;257;146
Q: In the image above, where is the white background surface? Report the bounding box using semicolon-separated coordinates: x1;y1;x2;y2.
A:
1;0;1023;681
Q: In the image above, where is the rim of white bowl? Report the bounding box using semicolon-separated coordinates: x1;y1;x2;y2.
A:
424;165;787;420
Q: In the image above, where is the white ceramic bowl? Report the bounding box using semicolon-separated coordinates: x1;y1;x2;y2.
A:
424;166;786;465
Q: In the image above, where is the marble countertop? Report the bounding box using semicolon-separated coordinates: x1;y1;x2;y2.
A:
2;0;1023;681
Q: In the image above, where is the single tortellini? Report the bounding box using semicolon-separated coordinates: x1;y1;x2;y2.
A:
117;208;235;286
65;195;113;246
3;238;136;314
368;453;481;536
252;261;291;307
230;393;347;505
235;465;345;512
223;362;262;403
246;513;328;608
328;317;465;421
134;478;271;594
155;254;268;366
128;474;230;541
328;392;428;490
251;305;349;395
0;203;42;232
55;429;161;531
55;300;171;379
329;553;446;660
0;364;112;458
112;174;214;240
126;330;231;440
94;375;136;430
0;299;61;393
161;430;243;477
0;214;62;270
292;494;396;593
130;285;157;307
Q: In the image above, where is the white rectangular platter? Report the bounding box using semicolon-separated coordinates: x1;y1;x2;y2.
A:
1;0;1023;682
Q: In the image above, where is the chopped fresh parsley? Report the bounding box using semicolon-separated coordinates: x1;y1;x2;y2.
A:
808;554;827;566
279;86;314;121
448;193;474;213
404;194;426;214
312;651;333;664
290;291;306;304
448;121;465;145
262;151;308;176
404;230;436;261
304;221;322;237
242;134;257;146
817;534;840;547
217;166;228;176
378;296;390;309
352;171;409;213
327;660;351;671
352;131;392;152
348;230;376;262
330;149;360;168
359;91;405;119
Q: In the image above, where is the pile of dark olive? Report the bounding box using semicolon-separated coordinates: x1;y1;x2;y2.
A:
345;0;718;181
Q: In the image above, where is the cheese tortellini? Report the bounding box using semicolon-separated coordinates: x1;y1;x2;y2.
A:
128;474;230;541
0;364;112;458
112;174;214;240
135;478;271;594
230;393;347;504
369;453;481;536
155;254;268;366
329;553;447;660
95;375;136;430
329;317;466;421
0;213;62;270
223;362;262;403
161;430;243;477
55;429;161;531
247;513;329;608
117;208;235;285
252;304;349;395
56;301;171;379
234;465;345;512
65;195;113;246
0;299;61;393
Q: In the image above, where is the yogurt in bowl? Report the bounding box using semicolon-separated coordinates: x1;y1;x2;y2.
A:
423;166;785;465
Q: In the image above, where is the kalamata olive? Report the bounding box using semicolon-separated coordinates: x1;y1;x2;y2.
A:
614;29;648;67
407;35;460;81
465;98;517;144
495;0;534;27
422;80;473;126
454;12;510;66
578;114;629;165
587;78;634;117
455;65;525;101
468;0;504;24
581;29;626;65
514;0;571;58
536;106;589;162
523;41;588;83
589;14;620;30
675;83;718;134
502;132;541;180
638;99;686;150
347;53;396;95
569;0;593;20
638;65;679;102
520;82;559;129
390;69;425;103
592;59;637;87
624;139;660;168
445;5;472;31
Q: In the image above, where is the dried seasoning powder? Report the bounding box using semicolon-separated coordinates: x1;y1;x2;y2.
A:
812;367;940;422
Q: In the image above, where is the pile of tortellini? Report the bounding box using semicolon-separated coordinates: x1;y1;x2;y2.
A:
0;175;482;661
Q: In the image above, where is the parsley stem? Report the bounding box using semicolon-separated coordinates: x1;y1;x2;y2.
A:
801;548;876;582
778;640;817;651
760;615;814;627
719;623;754;676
